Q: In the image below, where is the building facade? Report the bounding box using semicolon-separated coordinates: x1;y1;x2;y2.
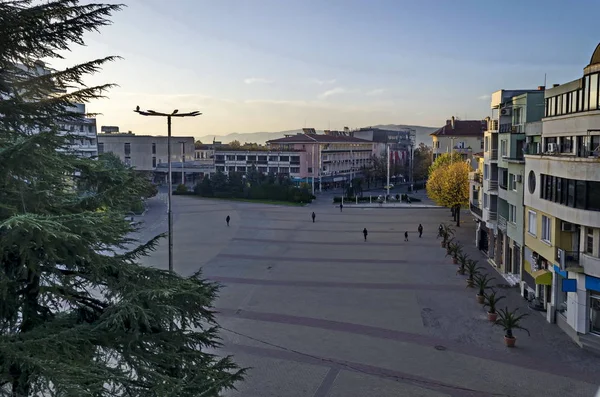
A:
267;129;373;189
430;117;485;162
213;150;307;179
523;44;600;352
58;103;99;158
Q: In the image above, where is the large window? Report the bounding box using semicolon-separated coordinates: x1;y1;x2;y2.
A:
98;142;104;154
541;215;551;243
509;174;517;191
576;180;586;209
584;75;590;111
591;74;599;110
484;164;489;180
509;204;517;223
586;228;594;255
501;140;507;157
587;181;600;211
124;143;131;155
152;142;156;154
528;210;537;236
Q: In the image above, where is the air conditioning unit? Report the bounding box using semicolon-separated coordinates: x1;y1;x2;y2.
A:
561;222;575;232
516;174;523;183
546;143;558;153
500;108;511;116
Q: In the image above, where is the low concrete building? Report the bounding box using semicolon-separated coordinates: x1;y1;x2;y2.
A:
214;149;306;179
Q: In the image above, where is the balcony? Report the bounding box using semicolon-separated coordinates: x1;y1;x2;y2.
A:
469;172;482;184
556;248;582;272
470;202;483;218
498;215;507;232
488;119;499;131
488;180;498;191
490;149;498;160
487;211;498;221
499;123;514;133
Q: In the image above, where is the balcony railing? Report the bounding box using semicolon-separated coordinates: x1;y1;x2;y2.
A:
487;211;497;221
469;172;482;183
470;202;483;218
488;119;499;131
488;180;498;191
556;248;581;270
499;123;513;133
490;149;498;160
498;215;507;232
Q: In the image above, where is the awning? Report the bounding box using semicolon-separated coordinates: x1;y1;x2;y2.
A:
532;269;552;285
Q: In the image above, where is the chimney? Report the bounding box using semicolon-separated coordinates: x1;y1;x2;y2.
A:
451;116;455;129
553;84;560;88
537;86;545;91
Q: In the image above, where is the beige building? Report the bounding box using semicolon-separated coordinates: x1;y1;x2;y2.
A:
430;117;485;162
97;133;194;171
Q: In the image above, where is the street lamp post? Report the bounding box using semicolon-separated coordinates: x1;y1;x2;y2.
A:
134;107;201;272
178;141;186;185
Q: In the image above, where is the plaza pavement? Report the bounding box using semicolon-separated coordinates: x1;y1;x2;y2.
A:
139;193;600;397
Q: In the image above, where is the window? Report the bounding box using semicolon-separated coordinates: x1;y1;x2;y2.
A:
124;143;131;155
152;157;156;167
279;156;290;161
514;107;522;125
98;142;104;154
124;156;131;166
509;174;517;191
584;75;590;111
480;139;484;150
247;155;256;161
483;193;489;209
228;166;235;172
484;137;489;151
571;91;578;113
268;156;278;161
152;142;156;154
484;164;489;180
528;210;537;236
236;155;245;161
590;73;598;110
576;180;586;209
586;228;594;255
501;140;507;157
567;179;576;207
308;167;313;173
541;216;551;243
587;181;600;211
268;167;278;173
562;93;568;114
509;204;517;223
237;166;246;172
290;167;300;173
226;155;235;161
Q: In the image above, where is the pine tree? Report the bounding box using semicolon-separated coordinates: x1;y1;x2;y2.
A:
0;1;244;396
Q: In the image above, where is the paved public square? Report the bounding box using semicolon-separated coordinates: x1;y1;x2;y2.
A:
138;193;600;397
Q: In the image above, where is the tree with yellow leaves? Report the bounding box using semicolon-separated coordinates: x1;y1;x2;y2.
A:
427;161;470;226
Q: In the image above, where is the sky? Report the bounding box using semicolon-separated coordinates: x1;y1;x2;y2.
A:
54;0;600;139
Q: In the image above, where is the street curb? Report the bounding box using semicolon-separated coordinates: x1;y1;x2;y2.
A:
336;204;443;209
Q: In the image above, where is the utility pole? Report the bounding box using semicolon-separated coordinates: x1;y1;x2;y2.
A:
311;144;315;195
386;144;390;200
134;107;201;272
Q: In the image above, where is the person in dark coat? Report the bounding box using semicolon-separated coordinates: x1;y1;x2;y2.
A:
363;228;368;242
418;224;423;238
311;212;316;223
340;203;343;212
226;215;230;226
404;231;409;241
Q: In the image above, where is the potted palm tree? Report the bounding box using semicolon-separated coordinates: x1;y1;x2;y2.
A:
445;241;460;263
474;274;495;303
440;224;455;248
465;259;481;288
483;290;505;322
493;307;530;347
456;252;469;275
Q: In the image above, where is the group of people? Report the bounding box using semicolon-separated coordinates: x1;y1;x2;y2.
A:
225;211;425;243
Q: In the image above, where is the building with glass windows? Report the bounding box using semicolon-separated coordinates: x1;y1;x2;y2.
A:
523;43;600;354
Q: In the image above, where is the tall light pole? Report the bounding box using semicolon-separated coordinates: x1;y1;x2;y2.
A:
134;107;201;272
386;144;390;200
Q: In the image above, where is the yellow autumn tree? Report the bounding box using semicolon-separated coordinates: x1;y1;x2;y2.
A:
427;161;470;226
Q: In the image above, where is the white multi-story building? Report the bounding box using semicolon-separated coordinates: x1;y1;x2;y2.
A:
214;150;306;178
58;103;98;158
523;44;600;353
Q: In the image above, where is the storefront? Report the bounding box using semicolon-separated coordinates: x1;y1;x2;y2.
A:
586;276;600;336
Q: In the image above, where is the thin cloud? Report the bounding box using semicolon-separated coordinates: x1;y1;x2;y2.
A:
312;78;337;85
477;94;491;100
366;88;385;96
319;87;348;98
244;77;273;85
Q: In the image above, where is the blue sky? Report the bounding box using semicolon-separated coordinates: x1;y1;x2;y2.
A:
57;0;600;138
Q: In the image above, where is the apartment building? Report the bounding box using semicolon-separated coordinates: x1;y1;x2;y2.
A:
266;129;373;189
476;89;543;282
430;117;485;163
213;150;306;179
523;44;600;352
58;103;99;158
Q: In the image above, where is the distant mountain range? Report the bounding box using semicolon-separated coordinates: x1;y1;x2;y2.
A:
196;124;438;147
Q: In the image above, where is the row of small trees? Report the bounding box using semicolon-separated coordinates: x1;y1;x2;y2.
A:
426;153;470;226
193;167;314;203
440;225;530;347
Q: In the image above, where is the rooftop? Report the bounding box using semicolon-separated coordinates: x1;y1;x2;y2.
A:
430;118;486;137
267;133;372;144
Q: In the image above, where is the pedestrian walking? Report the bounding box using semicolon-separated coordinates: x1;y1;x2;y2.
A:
340;203;343;212
438;223;443;238
363;228;368;242
418;224;423;238
404;231;409;241
226;215;230;226
311;212;316;223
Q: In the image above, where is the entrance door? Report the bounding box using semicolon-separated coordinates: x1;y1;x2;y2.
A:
514;245;521;275
591;295;600;335
507;246;513;274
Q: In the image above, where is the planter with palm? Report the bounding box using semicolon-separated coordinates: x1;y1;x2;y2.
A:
493;307;530;347
483;290;505;322
456;252;469;275
474;274;495;304
445;241;461;263
465;259;481;288
440;224;455;248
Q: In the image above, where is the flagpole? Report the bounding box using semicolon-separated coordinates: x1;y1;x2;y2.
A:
386;145;390;200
